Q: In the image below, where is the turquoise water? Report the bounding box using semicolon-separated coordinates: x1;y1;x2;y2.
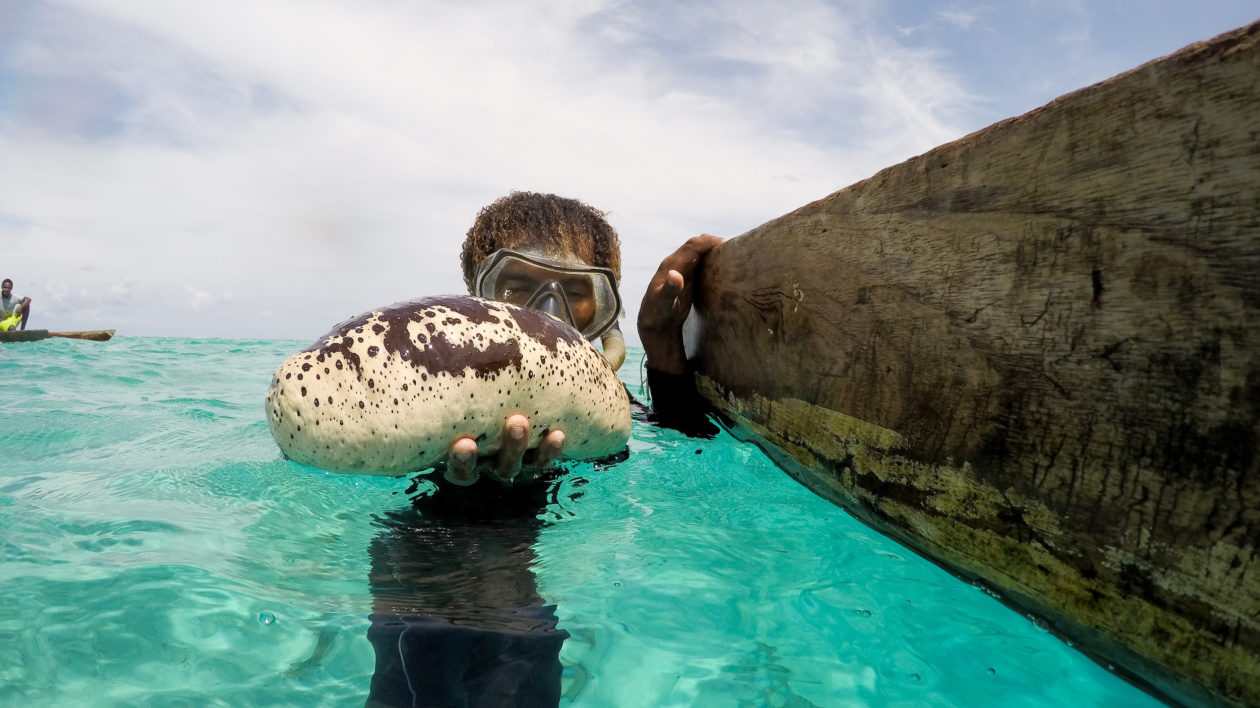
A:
0;337;1163;707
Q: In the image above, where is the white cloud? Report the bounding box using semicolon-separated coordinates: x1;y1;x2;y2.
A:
938;8;980;30
1;0;982;340
108;277;133;304
8;0;1245;341
184;284;211;311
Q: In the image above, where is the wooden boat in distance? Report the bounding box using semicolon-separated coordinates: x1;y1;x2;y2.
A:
0;329;115;342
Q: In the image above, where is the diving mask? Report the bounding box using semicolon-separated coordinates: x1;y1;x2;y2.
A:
473;249;623;341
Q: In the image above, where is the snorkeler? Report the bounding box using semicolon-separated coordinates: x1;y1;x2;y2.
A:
441;192;720;486
365;191;723;708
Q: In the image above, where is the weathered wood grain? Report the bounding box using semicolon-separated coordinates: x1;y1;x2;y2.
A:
692;20;1260;707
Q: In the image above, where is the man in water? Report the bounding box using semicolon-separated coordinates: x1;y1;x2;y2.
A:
366;192;722;708
441;192;628;486
0;278;32;332
442;192;721;486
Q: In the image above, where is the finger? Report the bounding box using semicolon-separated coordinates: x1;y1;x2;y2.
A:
661;235;725;276
642;236;721;314
491;414;531;483
518;429;565;484
640;270;684;326
529;428;566;469
646;265;683;299
664;269;685;295
444;437;479;486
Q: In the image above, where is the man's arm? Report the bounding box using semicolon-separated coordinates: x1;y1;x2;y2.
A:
637;235;723;374
637;235;725;436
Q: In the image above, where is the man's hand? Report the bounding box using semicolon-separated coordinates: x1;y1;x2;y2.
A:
637;234;724;375
444;413;566;486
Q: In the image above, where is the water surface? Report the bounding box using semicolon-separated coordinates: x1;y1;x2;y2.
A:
0;337;1162;706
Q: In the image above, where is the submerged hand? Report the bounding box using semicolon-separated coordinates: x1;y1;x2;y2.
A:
638;234;725;375
444;413;566;486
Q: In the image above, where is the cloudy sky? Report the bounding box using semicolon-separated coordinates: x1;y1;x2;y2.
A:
1;1;1256;342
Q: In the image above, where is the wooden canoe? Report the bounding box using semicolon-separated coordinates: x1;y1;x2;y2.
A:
692;20;1259;708
0;329;115;342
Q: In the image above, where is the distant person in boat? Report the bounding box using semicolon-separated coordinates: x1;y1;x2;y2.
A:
0;279;31;332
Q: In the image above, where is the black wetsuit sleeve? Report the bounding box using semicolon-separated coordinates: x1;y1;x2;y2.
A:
642;366;719;438
366;480;568;708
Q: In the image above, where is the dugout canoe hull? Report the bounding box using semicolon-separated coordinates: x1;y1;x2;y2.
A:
0;329;115;342
0;329;49;342
692;21;1260;708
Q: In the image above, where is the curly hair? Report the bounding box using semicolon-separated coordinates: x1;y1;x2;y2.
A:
460;192;622;292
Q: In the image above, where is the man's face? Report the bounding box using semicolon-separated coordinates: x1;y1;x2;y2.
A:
1;281;11;297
